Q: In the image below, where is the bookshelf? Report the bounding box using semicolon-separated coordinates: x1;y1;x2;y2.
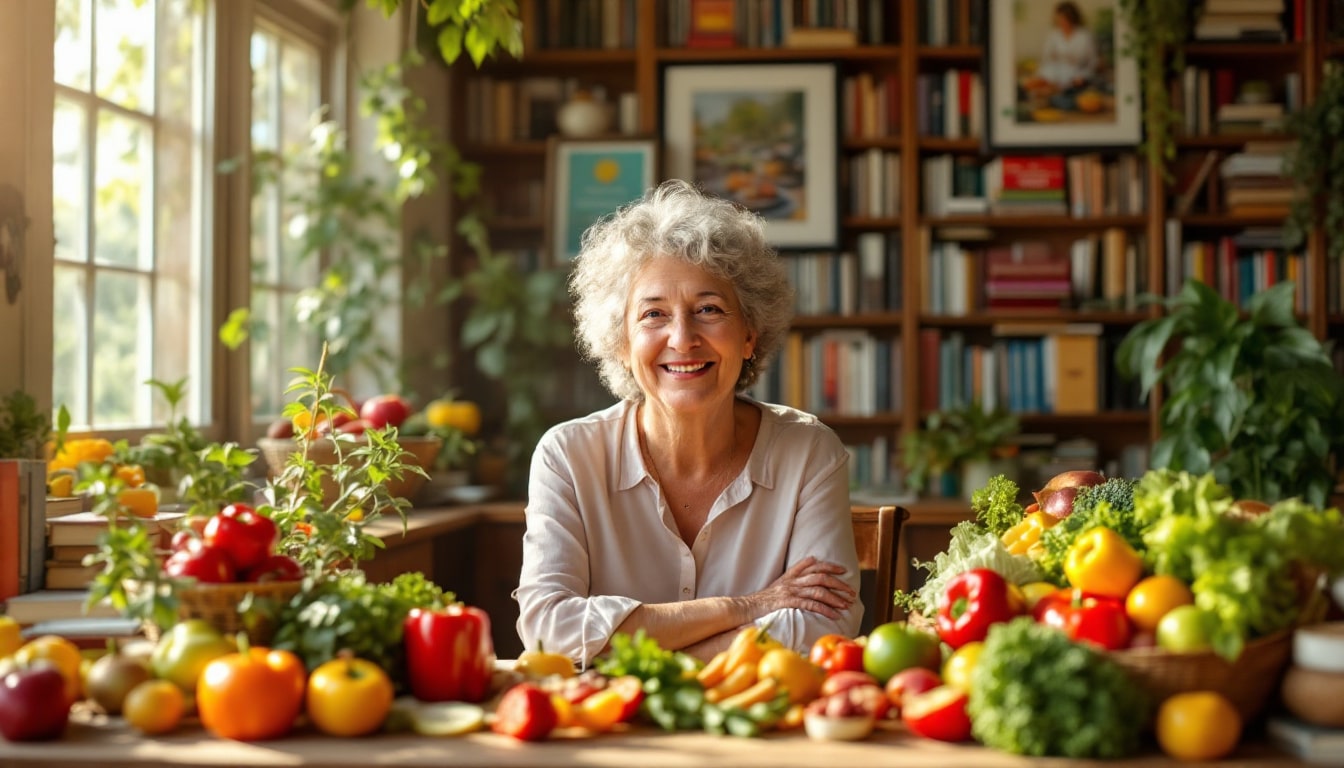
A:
448;0;1341;498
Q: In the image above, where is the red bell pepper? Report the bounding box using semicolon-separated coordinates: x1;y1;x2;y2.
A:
809;633;866;676
202;502;278;571
1033;588;1133;651
935;568;1020;649
403;604;496;702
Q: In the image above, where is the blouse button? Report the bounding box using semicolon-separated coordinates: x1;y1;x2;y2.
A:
682;587;691;596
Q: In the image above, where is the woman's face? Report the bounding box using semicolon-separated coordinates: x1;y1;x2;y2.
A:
624;256;756;415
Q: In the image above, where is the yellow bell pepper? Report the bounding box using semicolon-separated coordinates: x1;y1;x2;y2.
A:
1001;511;1059;556
1063;526;1144;599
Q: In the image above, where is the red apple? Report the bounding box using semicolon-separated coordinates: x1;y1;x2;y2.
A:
0;665;71;741
885;666;942;715
360;394;412;430
315;410;355;436
902;685;972;742
243;553;304;583
819;670;882;698
163;544;236;583
336;418;371;436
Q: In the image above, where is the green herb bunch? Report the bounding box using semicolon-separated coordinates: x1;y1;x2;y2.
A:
1285;60;1344;261
0;390;50;460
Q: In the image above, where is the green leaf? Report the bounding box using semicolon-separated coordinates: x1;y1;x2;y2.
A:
219;307;252;349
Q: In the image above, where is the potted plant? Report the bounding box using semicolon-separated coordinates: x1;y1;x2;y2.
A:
1284;60;1344;261
902;402;1021;499
1116;279;1344;506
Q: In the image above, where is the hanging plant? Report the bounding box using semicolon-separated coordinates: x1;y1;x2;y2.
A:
1117;0;1195;177
1284;60;1344;261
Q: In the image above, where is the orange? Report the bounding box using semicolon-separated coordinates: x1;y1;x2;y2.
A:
756;648;823;704
114;464;146;488
574;689;626;732
1155;691;1241;761
117;486;160;518
942;641;984;692
123;679;186;735
1125;575;1195;633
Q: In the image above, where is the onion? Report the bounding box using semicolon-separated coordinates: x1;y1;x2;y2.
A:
1041;486;1081;519
1032;470;1106;508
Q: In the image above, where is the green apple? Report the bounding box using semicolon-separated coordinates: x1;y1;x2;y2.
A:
150;619;235;694
863;622;942;684
1155;605;1213;653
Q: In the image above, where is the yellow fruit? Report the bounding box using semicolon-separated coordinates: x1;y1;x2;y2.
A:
123;679;186;735
1156;691;1241;761
425;399;481;436
1125;575;1195;633
117;486;160;518
15;635;83;703
47;472;74;498
756;648;823;704
0;616;22;658
1018;581;1059;610
942;641;984;692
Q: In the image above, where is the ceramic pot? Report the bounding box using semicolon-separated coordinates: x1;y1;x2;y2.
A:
556;92;612;137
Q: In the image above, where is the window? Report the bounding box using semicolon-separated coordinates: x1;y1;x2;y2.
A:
247;20;324;418
52;0;212;430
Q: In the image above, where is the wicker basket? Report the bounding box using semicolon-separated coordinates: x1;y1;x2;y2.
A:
174;580;304;645
256;435;441;502
1109;629;1293;722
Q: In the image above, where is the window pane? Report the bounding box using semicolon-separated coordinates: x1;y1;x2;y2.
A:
95;0;155;112
53;98;88;265
158;0;201;130
92;270;153;426
52;266;90;424
55;0;92;90
251;31;277;150
249;288;280;415
279;41;319;153
94;110;152;270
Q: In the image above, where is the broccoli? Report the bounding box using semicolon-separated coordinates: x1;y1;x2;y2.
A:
968;618;1150;759
1036;477;1140;582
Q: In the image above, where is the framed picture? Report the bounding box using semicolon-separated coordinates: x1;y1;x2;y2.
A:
546;137;658;264
662;62;838;250
985;0;1141;150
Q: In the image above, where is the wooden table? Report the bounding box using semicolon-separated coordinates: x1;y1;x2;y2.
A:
0;712;1307;768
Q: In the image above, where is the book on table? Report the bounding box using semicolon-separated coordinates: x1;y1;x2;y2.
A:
46;508;186;547
3;589;122;625
1267;717;1344;764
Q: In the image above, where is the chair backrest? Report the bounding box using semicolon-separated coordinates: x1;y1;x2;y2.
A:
851;505;910;629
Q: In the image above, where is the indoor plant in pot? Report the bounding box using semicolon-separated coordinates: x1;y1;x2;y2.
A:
1284;60;1344;262
901;402;1021;499
1116;279;1344;507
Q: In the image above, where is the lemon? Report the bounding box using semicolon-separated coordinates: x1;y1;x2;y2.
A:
425;399;481;436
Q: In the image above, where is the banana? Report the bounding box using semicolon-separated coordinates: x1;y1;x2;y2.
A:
703;663;756;703
719;678;779;711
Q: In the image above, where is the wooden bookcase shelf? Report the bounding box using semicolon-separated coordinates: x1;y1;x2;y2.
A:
449;0;1342;496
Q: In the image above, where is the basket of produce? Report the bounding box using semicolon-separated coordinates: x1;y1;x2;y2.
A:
174;579;303;643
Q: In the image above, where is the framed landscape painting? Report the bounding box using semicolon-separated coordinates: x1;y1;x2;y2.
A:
661;62;838;249
985;0;1141;150
545;137;658;264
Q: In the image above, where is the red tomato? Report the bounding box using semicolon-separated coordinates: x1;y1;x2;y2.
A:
492;683;557;742
902;685;972;742
359;394;412;430
163;544;236;583
202;504;277;572
809;633;866;676
243;554;304;583
1033;589;1133;651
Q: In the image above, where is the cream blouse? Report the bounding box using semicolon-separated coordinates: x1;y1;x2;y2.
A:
514;396;863;664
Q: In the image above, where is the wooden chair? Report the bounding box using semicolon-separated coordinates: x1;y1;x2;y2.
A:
851;505;910;630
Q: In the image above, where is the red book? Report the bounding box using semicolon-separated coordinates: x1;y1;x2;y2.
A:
918;329;941;414
1000;156;1066;191
686;0;736;48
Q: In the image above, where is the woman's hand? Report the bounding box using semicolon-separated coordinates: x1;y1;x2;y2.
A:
747;556;856;620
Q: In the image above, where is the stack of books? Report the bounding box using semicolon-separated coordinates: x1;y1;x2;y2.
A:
1269;717;1344;764
988;156;1068;217
1193;0;1287;41
1219;141;1297;217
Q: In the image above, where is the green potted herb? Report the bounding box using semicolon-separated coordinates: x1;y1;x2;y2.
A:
902;402;1021;499
1117;0;1195;176
1116;279;1344;506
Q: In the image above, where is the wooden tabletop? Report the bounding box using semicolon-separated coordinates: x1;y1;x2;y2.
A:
0;712;1307;768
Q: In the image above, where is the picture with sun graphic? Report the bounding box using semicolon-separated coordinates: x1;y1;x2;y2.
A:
548;139;657;263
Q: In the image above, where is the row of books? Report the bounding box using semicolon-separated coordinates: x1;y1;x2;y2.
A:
847;149;900;219
1176;66;1299;137
750;330;904;417
914;69;984;140
1166;226;1311;310
1194;0;1301;41
786;234;902;316
918;327;1143;416
530;0;638;50
667;0;889;49
842;71;900;140
461;76;634;144
843;436;898;494
921;154;1147;220
916;0;985;47
921;232;1144;316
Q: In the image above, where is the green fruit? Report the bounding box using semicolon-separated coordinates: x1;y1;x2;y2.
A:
863;622;942;684
1155;605;1214;653
149;619;235;694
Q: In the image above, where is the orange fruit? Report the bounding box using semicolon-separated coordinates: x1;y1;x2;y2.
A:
123;679;186;735
118;486;160;518
425;399;481;436
1155;691;1241;761
1125;575;1194;633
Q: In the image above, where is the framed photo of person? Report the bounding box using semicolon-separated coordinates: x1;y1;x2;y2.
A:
545;137;658;264
661;62;839;250
985;0;1141;150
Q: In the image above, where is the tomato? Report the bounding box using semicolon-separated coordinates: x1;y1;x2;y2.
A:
1155;604;1214;653
306;656;394;737
901;685;972;742
360;394;413;430
203;503;278;572
492;683;558;741
941;641;983;692
164;544;237;583
122;679;185;735
758;648;824;704
1125;575;1194;633
863;622;942;684
244;553;304;583
197;646;306;741
1155;691;1242;761
809;634;865;676
605;674;645;722
13;635;83;705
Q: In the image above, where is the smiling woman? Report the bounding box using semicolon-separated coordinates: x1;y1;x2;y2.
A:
515;180;862;666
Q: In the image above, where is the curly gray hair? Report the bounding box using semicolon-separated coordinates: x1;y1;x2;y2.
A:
569;179;795;402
